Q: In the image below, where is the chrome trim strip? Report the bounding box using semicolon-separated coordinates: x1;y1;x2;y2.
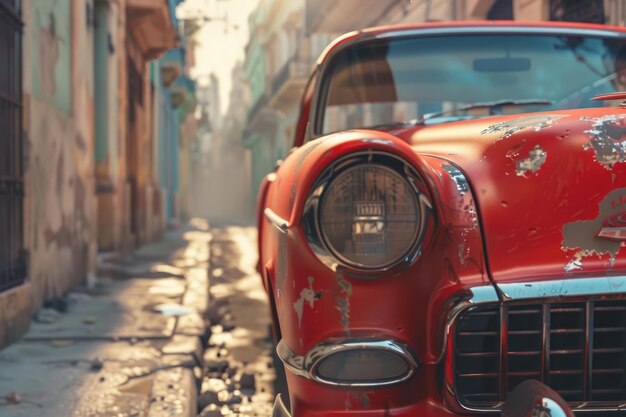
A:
272;395;292;417
373;26;626;40
436;284;499;363
276;339;307;379
264;208;290;234
277;338;418;387
496;275;626;301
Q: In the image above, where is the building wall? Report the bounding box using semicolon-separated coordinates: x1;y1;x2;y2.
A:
28;0;73;113
0;0;195;349
606;0;626;26
94;0;128;253
22;0;97;307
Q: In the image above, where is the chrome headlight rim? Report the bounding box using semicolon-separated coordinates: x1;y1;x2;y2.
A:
302;151;432;275
277;337;419;387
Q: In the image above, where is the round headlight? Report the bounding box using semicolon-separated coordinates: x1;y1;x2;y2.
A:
319;163;420;269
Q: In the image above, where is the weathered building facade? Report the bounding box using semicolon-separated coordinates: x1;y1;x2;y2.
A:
0;0;197;348
243;0;334;201
22;0;97;320
95;0;181;253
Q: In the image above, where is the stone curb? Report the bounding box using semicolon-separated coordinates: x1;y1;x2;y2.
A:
147;229;211;417
148;368;198;417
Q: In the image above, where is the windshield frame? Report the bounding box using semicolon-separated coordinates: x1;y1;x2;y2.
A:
308;25;626;141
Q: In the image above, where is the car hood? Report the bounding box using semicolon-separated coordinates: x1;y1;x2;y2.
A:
393;108;626;284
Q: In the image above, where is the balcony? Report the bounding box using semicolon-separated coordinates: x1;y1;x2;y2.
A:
268;57;310;113
127;0;178;60
306;0;399;34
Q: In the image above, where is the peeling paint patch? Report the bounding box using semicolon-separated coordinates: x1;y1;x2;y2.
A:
564;249;614;272
442;163;469;195
468;207;479;231
580;114;626;169
335;271;352;335
481;115;566;140
349;391;371;409
293;276;319;329
458;205;477;266
562;188;626;270
516;145;547;177
458;241;466;265
458;239;470;266
564;257;583;272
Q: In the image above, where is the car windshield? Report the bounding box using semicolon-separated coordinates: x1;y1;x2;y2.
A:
319;33;626;134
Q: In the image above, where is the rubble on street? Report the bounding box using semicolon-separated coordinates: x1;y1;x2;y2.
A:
196;227;276;417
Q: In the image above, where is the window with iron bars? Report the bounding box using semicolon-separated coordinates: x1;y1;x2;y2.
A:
0;0;26;292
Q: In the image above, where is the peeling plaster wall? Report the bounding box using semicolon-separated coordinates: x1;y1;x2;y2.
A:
22;0;97;307
28;0;72;113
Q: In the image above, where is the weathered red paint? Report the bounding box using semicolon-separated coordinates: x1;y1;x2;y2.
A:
258;21;626;417
400;109;626;283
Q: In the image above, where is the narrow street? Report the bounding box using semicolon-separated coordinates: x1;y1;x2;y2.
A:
0;222;279;417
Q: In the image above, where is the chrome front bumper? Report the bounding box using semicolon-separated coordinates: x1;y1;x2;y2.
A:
270;381;574;417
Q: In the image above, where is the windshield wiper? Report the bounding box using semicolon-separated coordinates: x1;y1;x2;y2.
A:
416;98;554;124
366;121;418;131
364;99;554;131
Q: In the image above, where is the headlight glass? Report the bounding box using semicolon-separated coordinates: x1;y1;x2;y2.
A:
319;164;420;269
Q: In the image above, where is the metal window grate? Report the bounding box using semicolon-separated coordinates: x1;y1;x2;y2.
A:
454;299;626;412
0;1;25;293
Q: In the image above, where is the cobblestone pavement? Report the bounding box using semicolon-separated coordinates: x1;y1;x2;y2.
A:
0;220;211;417
0;224;278;417
197;226;278;417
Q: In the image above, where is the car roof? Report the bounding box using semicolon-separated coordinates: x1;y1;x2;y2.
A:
317;20;626;65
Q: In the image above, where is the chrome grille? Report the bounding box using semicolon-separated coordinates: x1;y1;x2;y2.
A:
454;300;626;411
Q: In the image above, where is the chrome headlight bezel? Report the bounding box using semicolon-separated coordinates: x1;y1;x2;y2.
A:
302;151;432;275
277;337;419;387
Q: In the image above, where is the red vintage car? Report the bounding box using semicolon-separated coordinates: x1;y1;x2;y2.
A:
257;21;626;417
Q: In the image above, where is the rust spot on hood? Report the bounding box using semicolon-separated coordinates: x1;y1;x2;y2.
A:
580;114;626;169
562;188;626;271
516;145;547;177
481;114;567;141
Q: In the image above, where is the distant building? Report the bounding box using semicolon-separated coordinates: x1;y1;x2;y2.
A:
243;0;335;200
192;63;253;223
